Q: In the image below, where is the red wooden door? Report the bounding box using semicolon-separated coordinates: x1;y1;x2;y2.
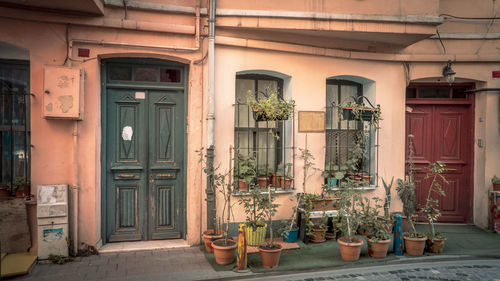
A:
406;104;473;223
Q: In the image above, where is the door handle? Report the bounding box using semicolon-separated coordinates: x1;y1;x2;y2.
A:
118;174;135;178
157;173;175;178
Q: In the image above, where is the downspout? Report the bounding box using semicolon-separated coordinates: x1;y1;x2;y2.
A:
206;0;216;231
72;121;79;256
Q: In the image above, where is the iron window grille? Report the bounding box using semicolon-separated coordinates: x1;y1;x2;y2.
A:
0;60;30;199
234;74;295;192
325;79;378;188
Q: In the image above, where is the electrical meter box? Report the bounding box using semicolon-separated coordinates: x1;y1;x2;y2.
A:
37;185;69;259
43;66;84;120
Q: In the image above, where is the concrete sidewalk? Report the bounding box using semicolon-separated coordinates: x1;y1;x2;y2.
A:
11;247;252;281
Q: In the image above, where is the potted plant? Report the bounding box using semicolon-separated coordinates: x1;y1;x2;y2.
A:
492;175;500;191
247;91;295;121
322;162;346;187
357;196;392;258
200;147;238;264
236;153;256;192
422;161;448;254
257;165;272;188
13;177;29;197
366;218;392;259
273;162;293;189
339;101;382;128
258;181;282;268
238;188;267;246
336;180;363;262
396;134;418;233
380;177;394;233
280;193;302;243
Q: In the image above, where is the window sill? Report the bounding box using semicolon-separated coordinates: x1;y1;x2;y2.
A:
232;188;295;196
325;185;378;191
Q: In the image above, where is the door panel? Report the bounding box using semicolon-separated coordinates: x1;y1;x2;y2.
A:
148;91;184;239
406;104;472;223
107;89;146;242
106;88;184;242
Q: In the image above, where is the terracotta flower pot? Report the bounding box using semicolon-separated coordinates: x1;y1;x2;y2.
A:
427;237;446;254
278;177;292;189
338;237;364;262
257;177;268;188
238;179;249;191
211;239;237;265
493;183;500;191
367;238;391;258
310;228;326;243
258;244;282;268
404;235;427;256
245;223;267;246
202;229;224;253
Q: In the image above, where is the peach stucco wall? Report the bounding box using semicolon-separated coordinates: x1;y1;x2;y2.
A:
0;14;206;250
213;46;408;223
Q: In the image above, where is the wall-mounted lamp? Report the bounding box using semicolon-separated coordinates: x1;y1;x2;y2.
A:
442;60;456;84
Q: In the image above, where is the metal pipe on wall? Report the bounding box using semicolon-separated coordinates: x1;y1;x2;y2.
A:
207;0;216;148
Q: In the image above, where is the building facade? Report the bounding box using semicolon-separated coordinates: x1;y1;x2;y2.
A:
0;0;498;255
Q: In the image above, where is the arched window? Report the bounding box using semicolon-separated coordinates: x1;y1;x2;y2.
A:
234;74;294;191
325;79;377;187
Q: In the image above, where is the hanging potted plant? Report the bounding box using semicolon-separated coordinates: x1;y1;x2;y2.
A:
238;188;267;246
236;153;256;192
338;101;382;128
247;91;295;121
422;161;448;254
258;182;282;268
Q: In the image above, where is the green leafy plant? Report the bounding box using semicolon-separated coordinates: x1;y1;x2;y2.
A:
492;175;500;184
275;162;293;179
247;91;295;121
357;196;391;242
382;177;393;217
261;186;280;249
422;161;448;239
338;102;382;129
198;147;236;245
336;179;362;242
238;188;266;230
236;153;257;185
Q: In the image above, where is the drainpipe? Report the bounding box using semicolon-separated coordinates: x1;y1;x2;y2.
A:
206;0;216;231
72;121;79;256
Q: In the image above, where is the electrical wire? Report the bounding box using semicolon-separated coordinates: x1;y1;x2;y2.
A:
435;28;446;54
439;13;500;20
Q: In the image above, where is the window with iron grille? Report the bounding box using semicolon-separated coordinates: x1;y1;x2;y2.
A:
325;79;378;188
0;60;30;198
234;74;294;191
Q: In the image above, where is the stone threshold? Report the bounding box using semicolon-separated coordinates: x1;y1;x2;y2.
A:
99;239;190;254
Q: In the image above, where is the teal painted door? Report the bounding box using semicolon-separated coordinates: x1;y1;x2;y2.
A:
105;88;185;241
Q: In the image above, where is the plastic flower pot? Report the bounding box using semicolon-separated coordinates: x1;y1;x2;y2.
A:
367;238;391;258
283;228;298;243
404;235;427;256
245;223;267;246
258;244;282;268
338;237;364;262
211;239;237;265
202;229;224;253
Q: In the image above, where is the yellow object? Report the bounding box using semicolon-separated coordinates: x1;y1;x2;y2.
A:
236;223;247;270
1;252;37;278
245;223;267;246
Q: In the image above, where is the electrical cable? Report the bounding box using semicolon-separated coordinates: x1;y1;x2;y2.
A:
435;28;446;54
439;13;500;20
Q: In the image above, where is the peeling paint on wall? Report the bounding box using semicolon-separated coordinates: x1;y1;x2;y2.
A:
57;75;70;88
45;103;53;112
58;95;73;113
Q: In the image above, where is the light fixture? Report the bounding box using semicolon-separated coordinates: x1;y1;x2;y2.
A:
442;60;456;84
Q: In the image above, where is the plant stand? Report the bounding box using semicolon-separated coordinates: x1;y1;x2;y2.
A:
297;208;339;243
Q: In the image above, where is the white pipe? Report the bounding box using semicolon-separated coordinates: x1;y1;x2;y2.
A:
72;121;79;256
207;0;216;148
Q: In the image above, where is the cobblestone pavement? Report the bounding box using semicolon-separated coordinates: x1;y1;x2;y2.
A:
239;259;500;281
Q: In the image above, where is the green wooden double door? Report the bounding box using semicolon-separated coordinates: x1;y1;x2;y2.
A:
103;61;186;242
